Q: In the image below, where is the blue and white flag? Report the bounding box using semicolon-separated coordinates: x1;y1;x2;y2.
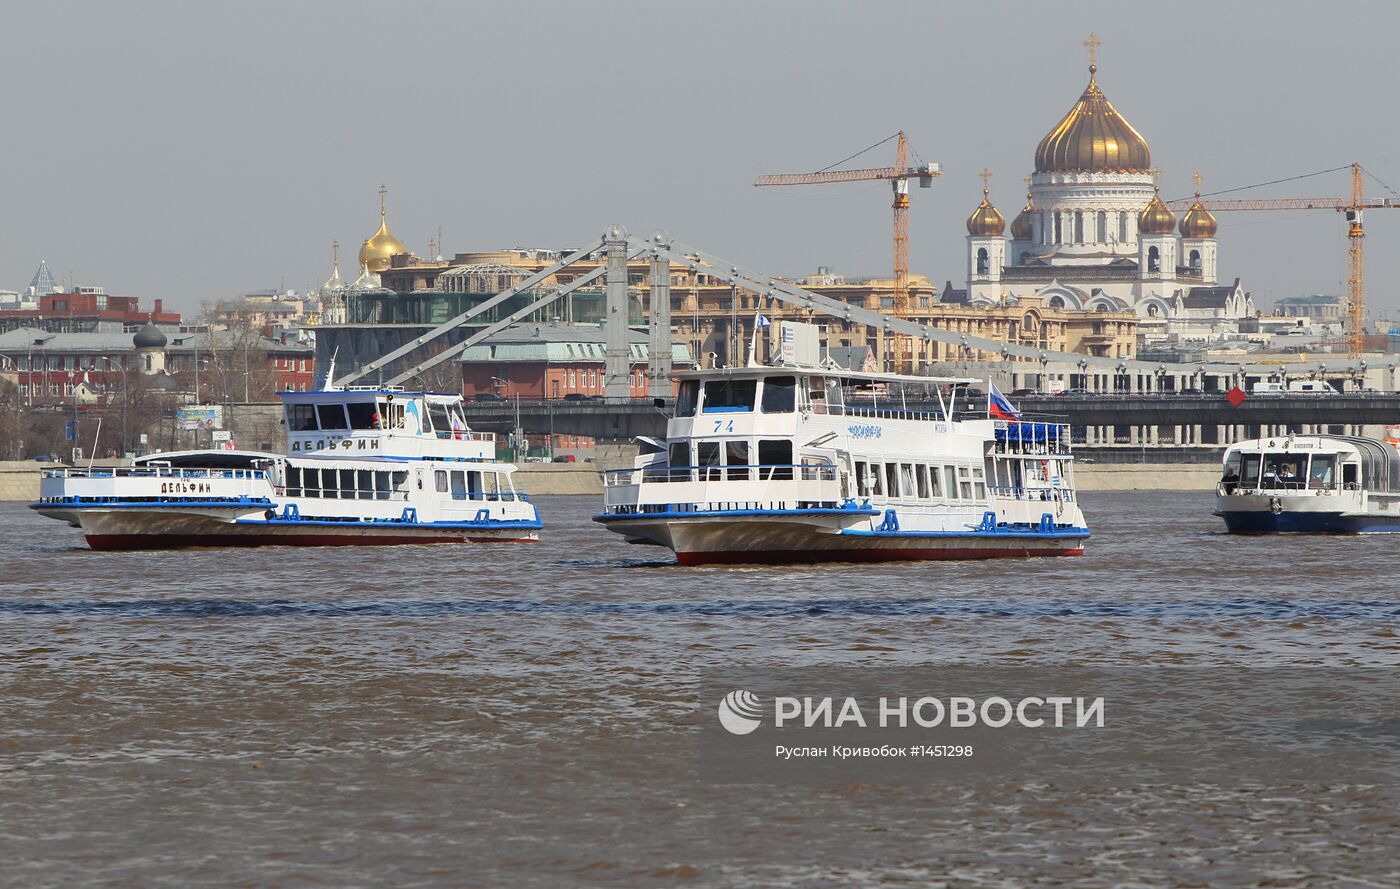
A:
756;313;771;328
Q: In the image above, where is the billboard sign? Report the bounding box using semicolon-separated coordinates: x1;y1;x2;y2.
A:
177;406;223;430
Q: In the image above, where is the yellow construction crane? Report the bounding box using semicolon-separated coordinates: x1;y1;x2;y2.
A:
755;132;940;369
1168;163;1398;358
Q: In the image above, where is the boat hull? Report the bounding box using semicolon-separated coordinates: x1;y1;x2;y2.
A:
36;506;540;550
1216;508;1400;534
1214;492;1400;534
598;514;1085;565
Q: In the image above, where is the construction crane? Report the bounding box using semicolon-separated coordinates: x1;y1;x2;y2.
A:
755;132;940;370
1167;164;1398;358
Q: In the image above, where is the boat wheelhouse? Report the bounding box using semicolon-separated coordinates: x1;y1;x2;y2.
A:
32;388;541;550
1214;433;1400;533
593;324;1088;564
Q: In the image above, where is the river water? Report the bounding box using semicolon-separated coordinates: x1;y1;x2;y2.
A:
1;493;1397;887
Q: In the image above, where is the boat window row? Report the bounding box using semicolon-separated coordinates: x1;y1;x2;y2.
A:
433;469;519;501
285;466;410;500
855;460;986;502
677;377;797;417
286;399;469;438
1222;451;1354;491
675;375;971;421
652;439;807;481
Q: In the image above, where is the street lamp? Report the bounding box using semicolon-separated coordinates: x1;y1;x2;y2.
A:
491;376;523;461
100;355;130;458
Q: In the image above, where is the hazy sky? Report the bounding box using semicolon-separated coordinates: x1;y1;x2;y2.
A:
6;1;1400;318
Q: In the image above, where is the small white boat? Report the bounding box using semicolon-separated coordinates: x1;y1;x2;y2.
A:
1214;433;1400;533
32;388;541;550
593;321;1089;565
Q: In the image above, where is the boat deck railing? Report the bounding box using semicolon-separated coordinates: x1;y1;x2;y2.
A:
605;463;837;486
987;485;1077;503
42;466;269;481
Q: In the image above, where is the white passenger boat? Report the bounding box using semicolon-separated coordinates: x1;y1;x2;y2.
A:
32;388;541;550
1214;433;1400;533
594;322;1089;565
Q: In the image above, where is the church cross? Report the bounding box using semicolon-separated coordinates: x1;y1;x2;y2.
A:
1083;32;1102;71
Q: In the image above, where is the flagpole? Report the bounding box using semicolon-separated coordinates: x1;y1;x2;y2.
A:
747;310;763;367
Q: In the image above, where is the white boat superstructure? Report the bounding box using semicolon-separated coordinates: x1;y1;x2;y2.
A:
594;326;1088;564
1214;433;1400;533
32;388;541;549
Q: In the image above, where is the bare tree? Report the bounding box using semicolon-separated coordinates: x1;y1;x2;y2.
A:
402;346;465;395
198;298;280;403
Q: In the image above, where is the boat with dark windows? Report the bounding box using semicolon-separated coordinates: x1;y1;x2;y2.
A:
593;320;1089;564
31;387;541;550
1214;433;1400;533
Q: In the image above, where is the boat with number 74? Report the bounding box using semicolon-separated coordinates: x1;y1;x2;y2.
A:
593;320;1089;564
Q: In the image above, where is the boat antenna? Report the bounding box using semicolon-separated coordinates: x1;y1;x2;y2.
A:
324;346;340;391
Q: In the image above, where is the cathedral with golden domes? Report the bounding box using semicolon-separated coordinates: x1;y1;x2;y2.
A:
963;41;1254;344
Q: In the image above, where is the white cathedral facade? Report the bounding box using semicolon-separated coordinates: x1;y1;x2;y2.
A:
963;58;1255;344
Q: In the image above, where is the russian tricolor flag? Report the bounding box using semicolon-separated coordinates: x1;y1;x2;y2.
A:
988;382;1021;422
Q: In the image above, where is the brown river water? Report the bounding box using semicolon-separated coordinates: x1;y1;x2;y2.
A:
1;492;1397;887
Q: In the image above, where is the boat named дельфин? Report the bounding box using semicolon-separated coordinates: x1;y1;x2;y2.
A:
31;386;540;550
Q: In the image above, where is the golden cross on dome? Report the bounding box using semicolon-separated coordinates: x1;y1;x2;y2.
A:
332;240;339;264
379;184;388;220
980;168;993;195
1193;170;1205;197
1149;167;1162;189
1083;32;1102;73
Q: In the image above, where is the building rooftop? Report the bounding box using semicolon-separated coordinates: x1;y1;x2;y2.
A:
456;323;692;364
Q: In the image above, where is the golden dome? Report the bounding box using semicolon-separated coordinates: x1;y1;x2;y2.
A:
1009;192;1034;240
358;185;408;273
1034;65;1151;174
1179;182;1218;238
1138;187;1177;235
966;188;1006;237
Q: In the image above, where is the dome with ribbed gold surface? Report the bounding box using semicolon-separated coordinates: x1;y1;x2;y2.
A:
358;185;408;273
966;188;1005;237
1180;198;1217;238
1034;65;1151;174
1009;192;1034;240
1138;187;1177;235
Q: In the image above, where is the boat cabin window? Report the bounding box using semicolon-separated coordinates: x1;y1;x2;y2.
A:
758;439;793;480
726;441;749;481
1260;453;1307;489
1308;454;1336;489
760;376;797;414
427;402;452;437
886;463;901;499
697;441;722;480
676;380;699;418
287;404;318;432
669;442;691;481
382;401;405;430
1342;462;1359;488
435;470;449;493
317;403;349;431
1240;454;1261;489
346;402;381;430
944;466;958;499
703;379;756;413
915;465;930;498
